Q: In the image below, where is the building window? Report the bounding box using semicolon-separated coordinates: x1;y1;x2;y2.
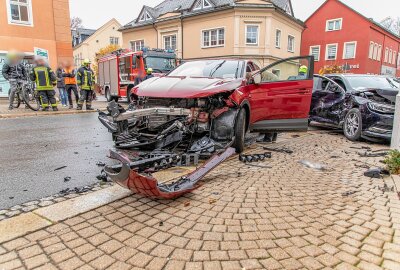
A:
385;48;389;63
369;42;374;59
139;11;152;22
326;44;338;60
372;43;378;60
377;45;382;61
398;53;400;67
193;0;212;10
343;42;356;59
392;51;397;65
110;37;119;45
7;0;33;25
163;35;177;51
389;49;393;64
130;40;144;51
202;28;224;48
309;46;320;61
287;35;295;52
246;25;259;45
275;29;281;48
326;18;342;31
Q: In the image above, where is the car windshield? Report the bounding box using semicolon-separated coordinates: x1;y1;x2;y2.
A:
145;57;176;72
168;60;242;79
346;76;398;90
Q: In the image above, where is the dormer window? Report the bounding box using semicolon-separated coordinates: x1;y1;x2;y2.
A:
193;0;212;11
139;10;152;22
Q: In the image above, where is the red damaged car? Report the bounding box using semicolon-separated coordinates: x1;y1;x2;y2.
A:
99;56;314;198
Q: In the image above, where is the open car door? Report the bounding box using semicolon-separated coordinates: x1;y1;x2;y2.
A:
249;56;314;132
310;75;346;125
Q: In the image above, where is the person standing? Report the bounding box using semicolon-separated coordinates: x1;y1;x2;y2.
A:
63;60;79;109
144;68;154;80
56;62;68;107
77;59;95;111
1;51;27;110
30;56;58;111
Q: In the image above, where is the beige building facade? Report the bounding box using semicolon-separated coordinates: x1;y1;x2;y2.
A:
121;0;303;67
73;19;122;66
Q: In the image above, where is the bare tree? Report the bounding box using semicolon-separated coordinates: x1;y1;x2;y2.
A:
380;17;400;36
70;17;83;30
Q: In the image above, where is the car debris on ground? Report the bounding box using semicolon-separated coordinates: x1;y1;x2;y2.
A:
299;160;327;171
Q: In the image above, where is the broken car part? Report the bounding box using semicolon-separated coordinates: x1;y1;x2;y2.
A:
364;168;389;179
239;153;272;163
263;146;293;154
104;148;236;199
299;160;327;171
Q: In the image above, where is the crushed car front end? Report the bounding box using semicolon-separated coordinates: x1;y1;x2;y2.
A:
98;60;248;198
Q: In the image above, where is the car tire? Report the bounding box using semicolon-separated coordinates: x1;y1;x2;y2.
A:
105;87;112;102
343;108;362;141
233;108;246;153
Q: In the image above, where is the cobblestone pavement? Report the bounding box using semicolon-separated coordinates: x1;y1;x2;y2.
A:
0;182;114;221
1;132;400;270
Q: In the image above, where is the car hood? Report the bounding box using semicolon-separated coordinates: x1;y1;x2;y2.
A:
133;76;243;98
357;88;398;103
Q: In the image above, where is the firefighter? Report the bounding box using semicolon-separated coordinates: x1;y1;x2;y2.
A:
144;68;154;80
298;65;308;77
2;51;27;110
29;56;58;111
77;59;95;111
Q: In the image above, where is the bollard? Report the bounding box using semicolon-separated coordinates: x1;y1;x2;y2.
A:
391;93;400;149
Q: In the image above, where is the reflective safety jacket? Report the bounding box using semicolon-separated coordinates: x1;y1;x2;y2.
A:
77;66;95;90
29;66;57;91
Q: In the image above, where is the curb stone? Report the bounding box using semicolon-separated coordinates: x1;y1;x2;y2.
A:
0;185;131;244
0;108;107;119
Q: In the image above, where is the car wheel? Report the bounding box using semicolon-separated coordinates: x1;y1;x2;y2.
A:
233;109;246;153
105;87;112;102
343;108;362;141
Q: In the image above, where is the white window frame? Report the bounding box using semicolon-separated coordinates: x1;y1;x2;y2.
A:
326;43;338;60
130;39;145;52
275;29;281;48
110;37;119;45
392;51;397;65
193;0;212;10
377;45;382;61
245;24;260;46
369;42;374;59
389;49;393;64
343;41;357;59
6;0;34;26
201;27;225;48
287;35;295;53
139;11;152;22
309;45;321;62
372;43;379;60
163;34;177;51
397;53;400;67
385;48;389;63
326;18;342;32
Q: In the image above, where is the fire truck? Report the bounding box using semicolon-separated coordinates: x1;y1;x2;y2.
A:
98;48;177;102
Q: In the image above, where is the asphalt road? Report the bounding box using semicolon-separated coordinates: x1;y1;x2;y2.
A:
0;113;114;209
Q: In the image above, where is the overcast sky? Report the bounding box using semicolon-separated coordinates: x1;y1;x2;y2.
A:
69;0;399;29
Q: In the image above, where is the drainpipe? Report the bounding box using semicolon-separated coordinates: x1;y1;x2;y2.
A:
152;23;158;48
180;17;184;60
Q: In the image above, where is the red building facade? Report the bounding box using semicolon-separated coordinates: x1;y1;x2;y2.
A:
301;0;400;77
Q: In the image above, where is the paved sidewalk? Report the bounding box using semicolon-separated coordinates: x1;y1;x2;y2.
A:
0;97;109;118
1;132;400;270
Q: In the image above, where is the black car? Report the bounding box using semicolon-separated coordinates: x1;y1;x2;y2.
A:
310;74;398;141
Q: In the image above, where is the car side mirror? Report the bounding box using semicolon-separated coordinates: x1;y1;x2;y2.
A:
252;73;261;85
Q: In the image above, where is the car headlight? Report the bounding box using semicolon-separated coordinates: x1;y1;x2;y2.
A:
367;102;395;114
